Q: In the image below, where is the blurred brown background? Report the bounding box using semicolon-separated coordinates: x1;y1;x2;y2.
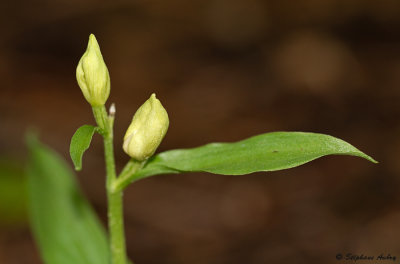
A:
0;0;399;263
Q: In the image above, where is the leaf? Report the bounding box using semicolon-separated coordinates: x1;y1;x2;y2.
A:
26;134;109;264
70;125;97;171
122;132;376;187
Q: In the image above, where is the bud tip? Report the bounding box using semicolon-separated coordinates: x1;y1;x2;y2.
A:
88;34;97;46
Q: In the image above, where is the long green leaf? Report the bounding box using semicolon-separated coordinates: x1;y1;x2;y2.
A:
27;135;109;264
70;125;97;171
119;132;376;189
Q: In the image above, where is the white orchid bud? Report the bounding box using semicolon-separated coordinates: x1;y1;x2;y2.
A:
123;94;169;161
76;34;110;106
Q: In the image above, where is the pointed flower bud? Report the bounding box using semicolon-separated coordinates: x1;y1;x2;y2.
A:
76;34;110;106
123;94;169;161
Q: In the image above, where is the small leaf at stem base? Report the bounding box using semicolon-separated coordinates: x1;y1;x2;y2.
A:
70;125;97;171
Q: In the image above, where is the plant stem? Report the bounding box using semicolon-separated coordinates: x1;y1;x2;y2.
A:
92;106;109;134
115;159;145;191
107;186;126;264
93;105;127;264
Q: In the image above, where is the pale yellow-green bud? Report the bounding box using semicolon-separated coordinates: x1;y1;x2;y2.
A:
76;34;110;106
123;94;169;161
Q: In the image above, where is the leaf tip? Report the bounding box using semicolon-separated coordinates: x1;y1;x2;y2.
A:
353;151;378;164
367;156;378;164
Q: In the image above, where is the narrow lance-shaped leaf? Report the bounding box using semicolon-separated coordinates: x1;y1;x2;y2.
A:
118;132;376;189
70;125;97;171
27;134;110;264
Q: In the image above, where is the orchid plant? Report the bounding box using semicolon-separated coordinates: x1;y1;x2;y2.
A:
26;34;377;264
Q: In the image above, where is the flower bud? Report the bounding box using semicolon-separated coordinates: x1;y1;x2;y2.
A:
123;94;169;161
76;34;110;106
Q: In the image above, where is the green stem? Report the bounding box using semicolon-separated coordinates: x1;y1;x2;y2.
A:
92;105;127;264
107;187;126;264
115;159;145;192
92;106;108;133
